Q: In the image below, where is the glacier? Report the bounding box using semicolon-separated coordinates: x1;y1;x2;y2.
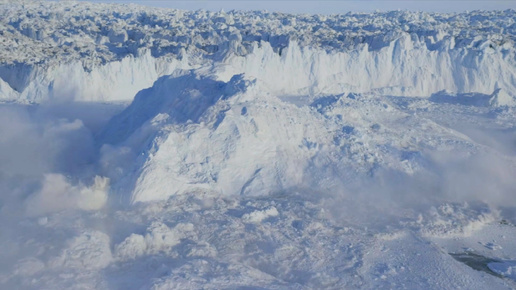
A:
1;1;516;289
1;2;515;102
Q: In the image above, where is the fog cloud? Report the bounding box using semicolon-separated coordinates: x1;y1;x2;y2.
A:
0;104;110;216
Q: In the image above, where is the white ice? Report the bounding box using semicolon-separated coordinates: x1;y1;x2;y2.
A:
1;1;516;289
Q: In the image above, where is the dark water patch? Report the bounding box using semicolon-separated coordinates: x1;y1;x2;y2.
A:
450;252;503;278
429;91;492;107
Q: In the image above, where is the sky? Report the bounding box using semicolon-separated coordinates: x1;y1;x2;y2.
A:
78;0;516;14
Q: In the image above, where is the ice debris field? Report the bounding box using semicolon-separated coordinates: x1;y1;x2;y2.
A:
1;1;516;289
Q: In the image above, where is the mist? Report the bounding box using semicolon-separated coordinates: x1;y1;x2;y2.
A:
0;102;120;217
315;110;516;230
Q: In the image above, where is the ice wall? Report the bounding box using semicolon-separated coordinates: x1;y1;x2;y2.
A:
2;32;515;104
0;51;192;103
1;2;515;103
0;77;17;101
222;35;516;97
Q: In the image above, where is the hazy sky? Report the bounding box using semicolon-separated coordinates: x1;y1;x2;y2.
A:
79;1;516;14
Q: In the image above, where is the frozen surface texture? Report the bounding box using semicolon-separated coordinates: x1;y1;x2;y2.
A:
0;2;515;102
1;1;516;289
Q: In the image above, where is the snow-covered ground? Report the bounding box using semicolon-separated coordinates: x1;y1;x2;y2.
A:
1;1;516;289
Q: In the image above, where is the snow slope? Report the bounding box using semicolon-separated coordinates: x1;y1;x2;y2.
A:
100;69;516;205
1;1;516;289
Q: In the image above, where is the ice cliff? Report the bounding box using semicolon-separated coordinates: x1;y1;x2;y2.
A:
0;2;515;102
